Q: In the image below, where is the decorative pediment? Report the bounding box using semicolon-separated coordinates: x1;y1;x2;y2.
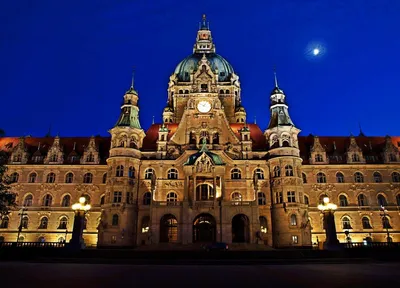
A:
347;136;362;153
44;136;64;164
195;153;214;173
81;136;100;164
310;136;325;152
9;137;29;164
382;136;399;163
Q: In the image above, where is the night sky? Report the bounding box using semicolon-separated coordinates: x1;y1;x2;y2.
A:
1;0;399;137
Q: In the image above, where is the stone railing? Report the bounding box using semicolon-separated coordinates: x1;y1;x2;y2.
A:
0;242;66;248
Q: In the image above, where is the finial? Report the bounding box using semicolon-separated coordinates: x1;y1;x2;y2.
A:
273;66;279;88
254;116;257;124
45;124;52;137
73;142;76;151
131;68;135;89
200;14;209;30
202;14;206;21
358;122;365;137
152;116;155;125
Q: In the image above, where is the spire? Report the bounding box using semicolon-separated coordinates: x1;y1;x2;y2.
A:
193;14;215;54
274;66;279;88
254;116;257;124
126;68;137;95
152;116;155;125
45;124;52;137
358;122;365;137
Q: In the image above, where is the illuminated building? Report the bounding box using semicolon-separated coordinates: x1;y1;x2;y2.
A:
1;15;399;247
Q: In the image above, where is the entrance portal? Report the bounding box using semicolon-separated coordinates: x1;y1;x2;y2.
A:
193;214;216;243
232;214;250;243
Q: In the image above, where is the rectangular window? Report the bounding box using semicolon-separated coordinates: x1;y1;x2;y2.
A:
292;235;298;244
113;191;122;203
126;192;132;204
276;192;283;204
287;191;296;203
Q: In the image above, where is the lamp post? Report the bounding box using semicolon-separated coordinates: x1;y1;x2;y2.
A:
70;197;91;249
16;207;27;242
318;196;340;250
380;205;391;243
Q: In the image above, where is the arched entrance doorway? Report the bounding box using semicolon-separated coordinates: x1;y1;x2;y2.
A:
232;214;250;243
160;214;178;243
193;214;216;243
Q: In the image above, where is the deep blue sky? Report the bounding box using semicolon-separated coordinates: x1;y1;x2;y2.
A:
1;0;399;137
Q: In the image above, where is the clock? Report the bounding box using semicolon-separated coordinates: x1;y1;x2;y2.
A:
197;100;211;113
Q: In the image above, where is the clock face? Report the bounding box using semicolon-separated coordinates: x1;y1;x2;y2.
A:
197;100;211;113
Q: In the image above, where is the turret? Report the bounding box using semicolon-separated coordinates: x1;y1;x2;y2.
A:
264;70;311;248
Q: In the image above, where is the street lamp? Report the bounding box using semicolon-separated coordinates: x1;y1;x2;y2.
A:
70;197;91;249
17;207;27;243
380;205;391;243
318;196;340;250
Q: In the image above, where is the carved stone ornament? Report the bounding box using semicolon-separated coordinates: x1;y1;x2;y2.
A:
164;181;184;188
75;184;100;194
195;154;213;173
310;136;326;152
37;183;61;194
311;184;336;192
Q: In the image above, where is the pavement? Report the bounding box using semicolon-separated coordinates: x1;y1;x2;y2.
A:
0;262;399;287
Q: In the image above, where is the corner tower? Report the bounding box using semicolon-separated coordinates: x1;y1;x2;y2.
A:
98;75;145;247
264;71;311;248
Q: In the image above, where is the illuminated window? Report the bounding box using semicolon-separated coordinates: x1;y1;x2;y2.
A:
141;216;150;233
276;192;283;204
86;153;94;162
254;168;264;179
58;217;68;229
145;168;155;180
259;216;267;233
196;184;214;200
231;192;242;203
46;172;56;183
116;165;124;177
342;217;352;229
358;194;368;206
167;192;178;202
292;235;298;244
273;166;280;177
290;214;297;226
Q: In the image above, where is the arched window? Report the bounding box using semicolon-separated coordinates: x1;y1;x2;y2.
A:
231;192;242;203
336;172;344;183
102;173;107;184
258;192;266;205
46;172;56;183
317;172;326;183
0;216;9;228
38;236;45;242
290;214;297;226
24;194;33;207
391;172;400;183
362;217;372;229
352;154;360;162
302;173;307;183
10;172;19;183
273;166;280;177
354;172;364;183
143;192;151;205
315;154;323;162
377;194;387;206
83;173;93;183
342;217;352;229
285;165;294;176
373;172;382;183
145;168;155;180
358;194;368;206
112;214;119;226
396;194;400;206
86;153;94;162
43;194;52;207
21;216;28;229
167;168;178;180
28;172;37;183
65;173;74;183
382;216;392;229
100;195;105;205
259;216;267;233
196;184;214;200
167;192;178;202
116;165;124;177
304;195;309;205
231;168;241;179
339;195;348;207
129;167;135;179
61;195;70;207
254;168;264;180
58;217;68;229
39;217;48;229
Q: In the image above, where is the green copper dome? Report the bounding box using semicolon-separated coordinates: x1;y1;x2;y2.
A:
174;53;234;82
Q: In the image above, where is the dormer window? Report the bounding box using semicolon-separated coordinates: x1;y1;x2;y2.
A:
315;154;323;162
86;153;94;162
33;156;42;163
13;154;22;162
200;84;208;92
352;154;360;162
389;153;397;162
50;154;57;162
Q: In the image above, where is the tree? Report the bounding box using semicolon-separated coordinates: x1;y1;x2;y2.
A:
0;129;4;137
0;149;16;219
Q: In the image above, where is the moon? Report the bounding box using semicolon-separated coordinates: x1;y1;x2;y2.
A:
313;48;320;56
304;41;326;61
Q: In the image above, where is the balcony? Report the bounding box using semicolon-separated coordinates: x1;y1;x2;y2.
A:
153;201;182;207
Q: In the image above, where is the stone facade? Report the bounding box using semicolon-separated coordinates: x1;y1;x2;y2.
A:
0;15;399;247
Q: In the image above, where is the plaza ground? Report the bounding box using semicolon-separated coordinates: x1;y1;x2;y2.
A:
0;262;399;287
